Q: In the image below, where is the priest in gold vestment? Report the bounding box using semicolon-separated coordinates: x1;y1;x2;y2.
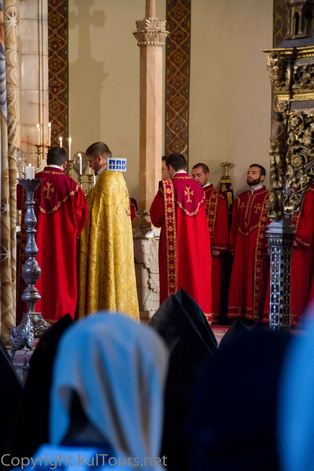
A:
78;142;139;320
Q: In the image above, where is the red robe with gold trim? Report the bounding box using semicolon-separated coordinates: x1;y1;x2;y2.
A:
204;185;229;324
228;187;269;321
17;167;88;323
263;185;314;326
150;172;212;321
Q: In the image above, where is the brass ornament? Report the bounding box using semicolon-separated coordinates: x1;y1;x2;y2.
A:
267;113;287;221
283;112;314;214
267;52;293;91
293;62;314;90
220;162;233;177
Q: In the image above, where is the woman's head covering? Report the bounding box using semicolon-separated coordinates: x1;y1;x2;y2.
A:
188;329;290;471
50;312;168;470
278;317;314;471
9;314;73;459
0;337;23;456
149;289;217;471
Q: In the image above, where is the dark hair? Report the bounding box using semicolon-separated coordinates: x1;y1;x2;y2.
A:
85;142;112;159
47;147;68;166
249;164;266;178
162;156;168;162
192;163;210;175
166;153;186;171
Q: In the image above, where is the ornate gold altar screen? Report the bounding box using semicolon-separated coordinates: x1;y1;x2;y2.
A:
263;0;314;331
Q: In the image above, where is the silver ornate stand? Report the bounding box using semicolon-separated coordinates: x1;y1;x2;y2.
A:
10;178;51;360
267;218;295;332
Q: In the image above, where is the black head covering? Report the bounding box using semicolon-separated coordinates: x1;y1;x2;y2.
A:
149;289;217;471
188;329;291;471
219;319;249;348
9;314;73;459
0;338;24;456
251;321;267;332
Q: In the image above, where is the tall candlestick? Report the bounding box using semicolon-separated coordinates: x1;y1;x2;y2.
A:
48;122;51;146
79;153;82;174
37;124;40;145
68;137;72;159
59;137;63;148
25;164;35;179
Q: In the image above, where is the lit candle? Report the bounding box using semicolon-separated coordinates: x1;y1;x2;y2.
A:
25;164;35;179
59;137;63;148
37;124;40;145
79;153;82;174
94;175;96;187
48;122;51;146
68;137;72;159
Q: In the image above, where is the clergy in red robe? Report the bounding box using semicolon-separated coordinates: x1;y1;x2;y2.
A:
150;153;212;322
263;184;314;326
162;156;171;180
129;197;138;221
17;147;88;324
228;164;270;322
192;163;229;324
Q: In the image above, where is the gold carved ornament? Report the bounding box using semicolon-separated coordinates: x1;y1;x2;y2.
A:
283;112;314;215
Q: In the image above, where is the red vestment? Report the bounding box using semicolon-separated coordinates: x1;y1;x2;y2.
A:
228;187;269;321
17;167;88;323
150;172;212;322
263;185;314;326
204;185;229;324
129;197;138;221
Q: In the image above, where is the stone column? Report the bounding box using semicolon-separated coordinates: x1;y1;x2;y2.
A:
132;2;169;320
18;0;48;167
133;0;169;211
133;228;160;322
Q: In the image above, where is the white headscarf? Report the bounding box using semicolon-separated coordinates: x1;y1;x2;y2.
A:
278;315;314;471
49;313;168;470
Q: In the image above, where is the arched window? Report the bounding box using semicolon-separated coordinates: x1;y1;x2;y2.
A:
306;10;313;37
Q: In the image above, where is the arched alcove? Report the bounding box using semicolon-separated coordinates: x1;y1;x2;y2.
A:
295;11;300;35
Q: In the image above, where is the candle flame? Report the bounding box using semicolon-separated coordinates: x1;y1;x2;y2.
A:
37;124;40;129
69;137;72;143
48;122;51;128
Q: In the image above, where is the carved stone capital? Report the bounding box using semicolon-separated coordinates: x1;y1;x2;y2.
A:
133;17;169;47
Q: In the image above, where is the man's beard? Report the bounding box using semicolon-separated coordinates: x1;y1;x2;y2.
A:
247;177;261;187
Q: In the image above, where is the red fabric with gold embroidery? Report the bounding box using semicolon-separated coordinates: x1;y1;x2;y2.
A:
227;187;269;321
150;172;212;321
263;185;314;326
204;185;229;324
17;167;88;323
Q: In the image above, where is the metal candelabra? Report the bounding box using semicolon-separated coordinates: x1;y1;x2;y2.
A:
10;178;51;360
267;218;295;333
